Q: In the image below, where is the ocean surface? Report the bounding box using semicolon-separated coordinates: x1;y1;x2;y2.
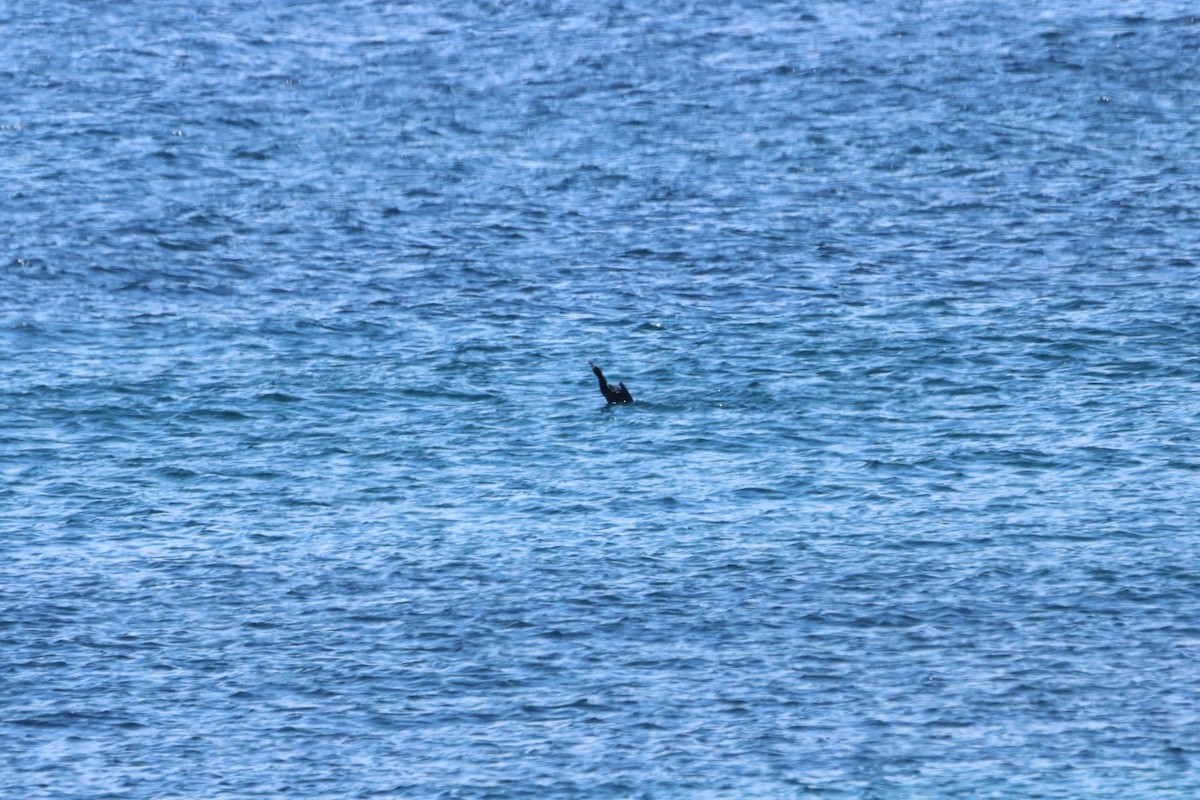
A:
3;1;1200;797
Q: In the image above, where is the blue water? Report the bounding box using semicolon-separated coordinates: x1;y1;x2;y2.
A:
3;1;1200;797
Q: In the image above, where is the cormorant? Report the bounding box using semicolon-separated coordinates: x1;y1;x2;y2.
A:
590;362;633;404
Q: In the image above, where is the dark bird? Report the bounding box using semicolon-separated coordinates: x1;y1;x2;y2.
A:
590;362;633;404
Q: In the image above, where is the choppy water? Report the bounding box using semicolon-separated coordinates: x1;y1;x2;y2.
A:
4;1;1200;797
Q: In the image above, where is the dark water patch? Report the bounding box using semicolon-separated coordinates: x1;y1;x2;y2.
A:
256;391;301;403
